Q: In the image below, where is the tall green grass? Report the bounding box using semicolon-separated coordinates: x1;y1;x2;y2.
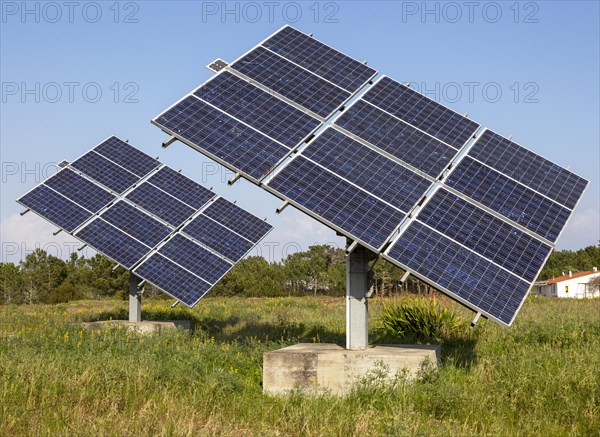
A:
1;296;598;436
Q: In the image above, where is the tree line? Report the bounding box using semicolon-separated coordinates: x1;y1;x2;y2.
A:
1;244;599;305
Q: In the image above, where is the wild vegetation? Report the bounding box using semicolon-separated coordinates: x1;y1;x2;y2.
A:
2;244;599;305
1;295;598;435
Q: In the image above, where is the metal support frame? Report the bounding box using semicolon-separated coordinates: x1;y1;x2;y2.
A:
345;241;372;350
129;273;143;323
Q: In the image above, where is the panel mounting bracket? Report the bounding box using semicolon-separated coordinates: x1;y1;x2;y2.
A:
52;228;62;236
162;136;177;149
228;172;241;185
20;209;30;216
470;312;482;328
77;244;87;251
276;200;289;214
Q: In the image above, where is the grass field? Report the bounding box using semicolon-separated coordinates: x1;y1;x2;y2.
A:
1;295;599;436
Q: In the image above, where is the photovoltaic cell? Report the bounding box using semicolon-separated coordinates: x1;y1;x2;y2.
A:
445;157;571;242
147;166;215;209
71;151;139;194
202;197;273;244
231;46;351;119
303;128;432;212
363;77;479;149
44;168;116;214
182;214;254;262
154;96;290;181
268;156;405;249
158;234;232;284
18;185;92;232
194;71;320;147
126;182;195;227
418;189;552;282
262;26;377;93
134;253;211;307
468;130;588;209
387;221;530;325
336;100;458;177
100;201;172;248
94;136;160;177
75;219;149;269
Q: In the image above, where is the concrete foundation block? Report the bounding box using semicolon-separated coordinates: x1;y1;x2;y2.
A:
81;320;191;334
263;343;440;396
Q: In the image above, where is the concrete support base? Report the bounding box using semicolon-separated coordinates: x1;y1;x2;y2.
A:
263;343;440;396
81;320;191;335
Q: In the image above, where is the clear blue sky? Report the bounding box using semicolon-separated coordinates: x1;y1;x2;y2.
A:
1;1;598;263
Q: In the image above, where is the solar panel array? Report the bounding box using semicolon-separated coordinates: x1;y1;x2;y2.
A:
152;26;587;326
17;136;272;307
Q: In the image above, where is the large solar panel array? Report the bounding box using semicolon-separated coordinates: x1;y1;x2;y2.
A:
17;136;272;307
152;26;588;326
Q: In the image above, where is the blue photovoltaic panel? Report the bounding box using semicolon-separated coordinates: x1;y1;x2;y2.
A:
202;197;273;244
468;130;588;209
336;100;459;177
446;157;571;242
126;182;195;227
158;234;232;284
147;166;215;209
194;72;320;147
154;96;290;181
262;26;377;93
363;77;479;149
18;185;92;232
387;221;530;325
100;201;172;248
182;214;254;262
231;46;351;119
268;156;405;249
45;168;116;214
76;219;149;269
94;136;160;177
418;189;552;282
134;253;211;307
303;128;432;212
71;151;139;194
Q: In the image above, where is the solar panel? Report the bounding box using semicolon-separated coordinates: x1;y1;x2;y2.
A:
262;26;377;93
94;136;160;177
267;156;405;250
75;218;149;269
468;129;588;209
418;189;552;282
230;46;351;119
125;182;195;227
194;71;320;147
146;166;215;209
182;214;255;262
154;96;290;181
133;253;212;307
362;76;479;149
386;221;530;325
158;234;233;284
302;128;432;213
445;157;571;242
335;99;459;177
100;201;172;248
44;168;116;214
18;184;92;232
202;197;274;244
71;150;139;194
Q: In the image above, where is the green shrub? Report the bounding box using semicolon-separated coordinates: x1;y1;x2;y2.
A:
378;297;462;340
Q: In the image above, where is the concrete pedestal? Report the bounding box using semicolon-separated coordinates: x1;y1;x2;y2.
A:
81;320;191;334
263;343;440;395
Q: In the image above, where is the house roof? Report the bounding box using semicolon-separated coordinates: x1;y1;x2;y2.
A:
535;270;599;285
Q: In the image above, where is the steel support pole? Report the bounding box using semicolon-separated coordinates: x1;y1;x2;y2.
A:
129;273;142;323
346;244;370;350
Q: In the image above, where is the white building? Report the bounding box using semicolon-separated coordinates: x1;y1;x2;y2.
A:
534;268;600;298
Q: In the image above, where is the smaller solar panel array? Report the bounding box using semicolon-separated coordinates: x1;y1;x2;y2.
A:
18;137;272;307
